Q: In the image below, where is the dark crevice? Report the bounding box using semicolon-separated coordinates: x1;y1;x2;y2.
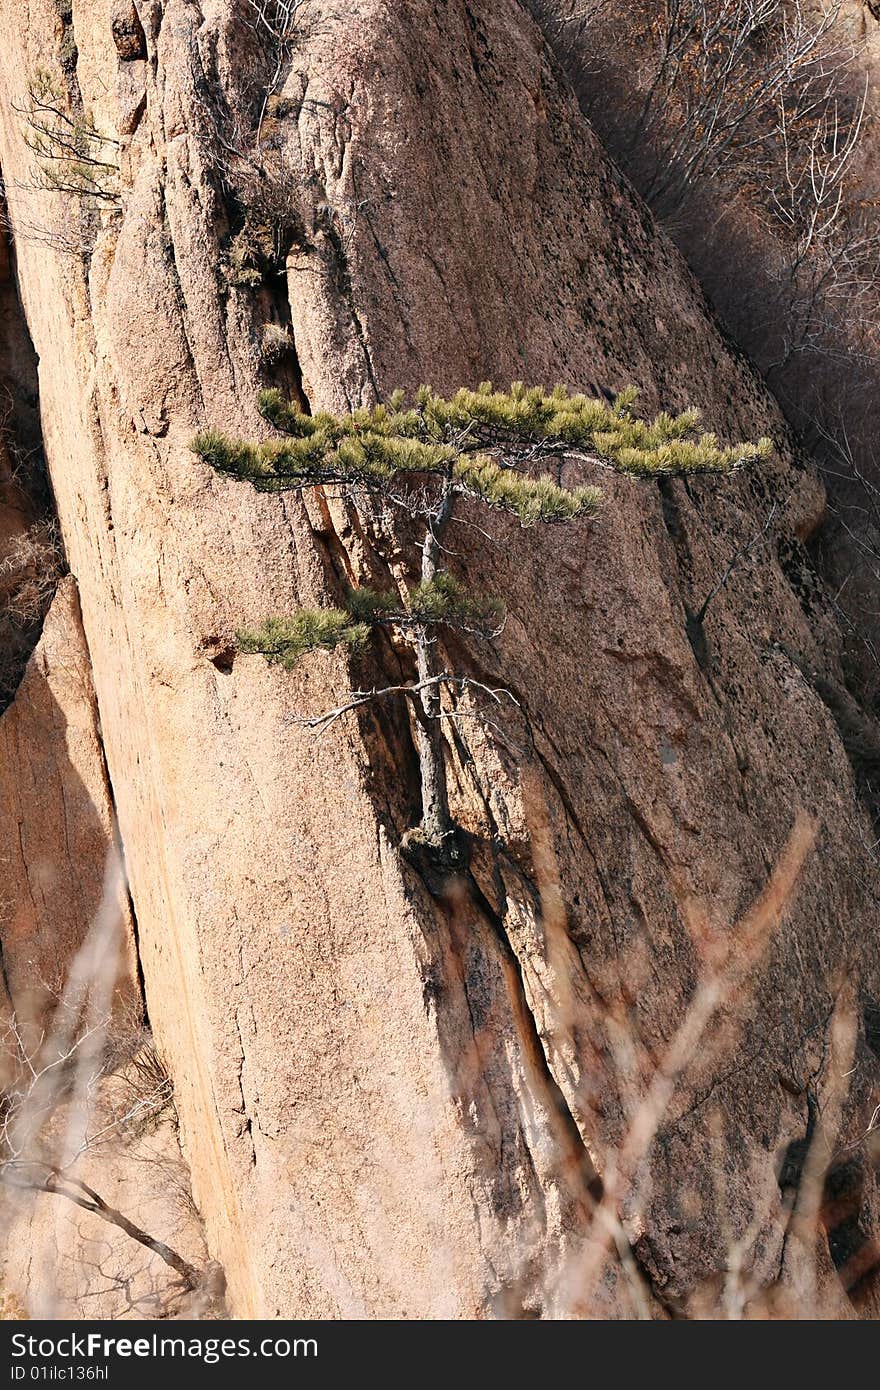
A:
656;478;713;674
821;1156;877;1301
270;318;308;410
448;851;682;1314
0;184;66;715
863;996;880;1060
403;723;599;1192
208;644;235;675
260;248;309;410
777;1084;880;1308
321;212;380;402
123;881;150;1030
300;501;426;843
214;167;311;410
0;932;11;1002
69;597;151;1029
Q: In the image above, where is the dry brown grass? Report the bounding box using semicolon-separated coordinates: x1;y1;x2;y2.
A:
0;517;65;710
0;517;63;625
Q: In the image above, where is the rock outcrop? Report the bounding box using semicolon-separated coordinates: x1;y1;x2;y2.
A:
0;578;210;1319
0;0;877;1317
0;576;136;1015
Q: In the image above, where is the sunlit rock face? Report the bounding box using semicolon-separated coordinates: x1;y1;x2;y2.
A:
0;0;877;1318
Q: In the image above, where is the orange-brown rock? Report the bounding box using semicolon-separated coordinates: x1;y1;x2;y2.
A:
0;0;877;1318
0;1056;213;1320
0;577;137;1017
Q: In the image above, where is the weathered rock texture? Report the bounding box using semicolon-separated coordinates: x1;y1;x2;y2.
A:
0;222;46;711
0;576;136;1013
0;1070;212;1321
0;0;878;1318
0;577;210;1319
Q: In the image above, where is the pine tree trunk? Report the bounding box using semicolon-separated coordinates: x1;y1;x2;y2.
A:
414;495;454;848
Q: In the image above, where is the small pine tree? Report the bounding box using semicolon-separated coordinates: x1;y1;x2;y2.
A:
19;70;120;204
193;383;770;856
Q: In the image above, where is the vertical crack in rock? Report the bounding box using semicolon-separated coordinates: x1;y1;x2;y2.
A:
469;868;601;1198
0;185;63;714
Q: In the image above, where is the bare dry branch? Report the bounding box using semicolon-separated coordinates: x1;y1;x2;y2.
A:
293;673;519;735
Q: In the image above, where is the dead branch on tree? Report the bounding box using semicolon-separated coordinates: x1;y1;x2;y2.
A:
293;674;519;735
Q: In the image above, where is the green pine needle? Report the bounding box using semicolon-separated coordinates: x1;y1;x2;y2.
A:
345;575;504;634
237;611;371;669
194;382;771;509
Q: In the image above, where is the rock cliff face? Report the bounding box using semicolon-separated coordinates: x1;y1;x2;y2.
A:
0;0;878;1318
0;576;134;1013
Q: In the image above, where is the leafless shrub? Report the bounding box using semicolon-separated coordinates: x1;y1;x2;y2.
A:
101;1037;175;1145
534;0;880;706
571;811;818;1312
10;56;127;265
246;0;309;41
0;202;89;259
214;48;323;290
540;2;866;245
222;143;308;287
260;321;294;361
244;1;312;143
808;414;880;704
0;519;64;626
2;70;121;261
188;5;320;291
0;857;202;1302
0;518;65;710
515;768;880;1316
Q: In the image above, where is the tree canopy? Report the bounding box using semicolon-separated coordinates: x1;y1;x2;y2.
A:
193;381;771;521
193;382;770;849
